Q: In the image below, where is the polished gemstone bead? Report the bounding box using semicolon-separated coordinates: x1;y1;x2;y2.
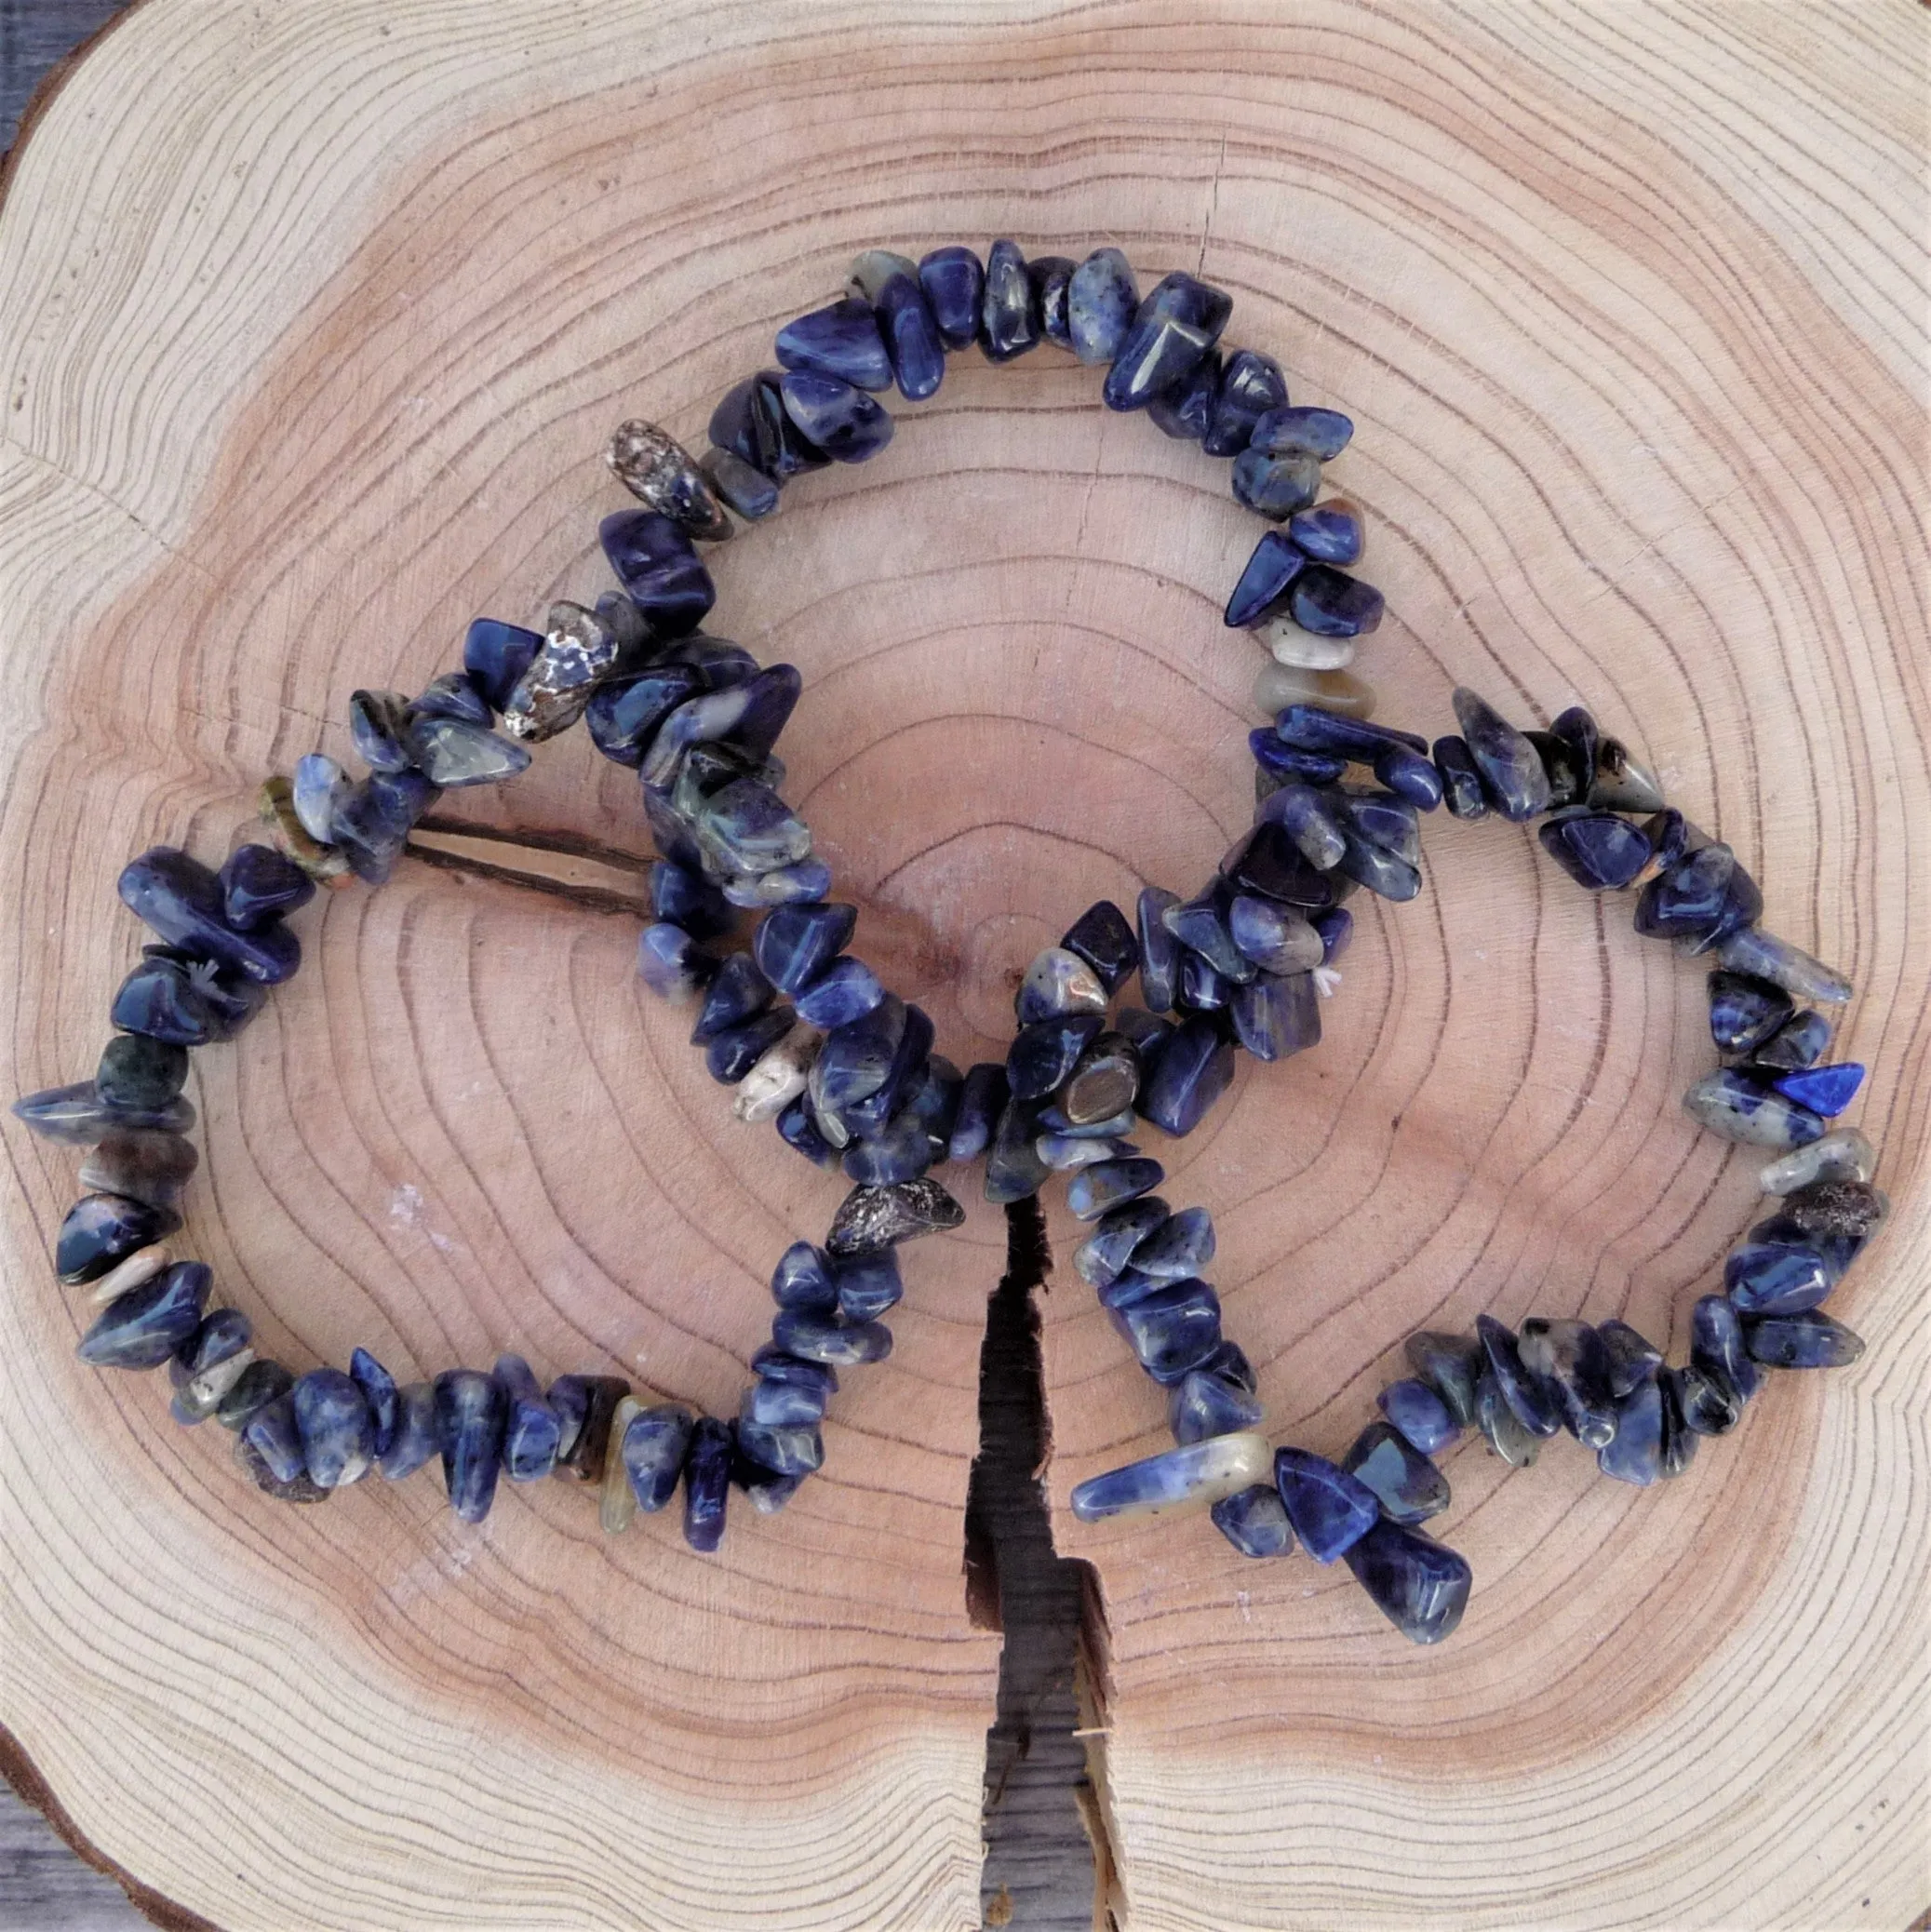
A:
1224;530;1306;629
780;959;879;1037
827;1248;899;1322
1525;729;1589;811
220;843;315;932
1770;1062;1863;1117
744;1365;829;1432
1178;949;1227;1012
1123;1205;1212;1283
1683;1068;1825;1148
1344;1421;1450;1523
435;1369;508;1523
1709;970;1794;1055
722;859;831;908
709;369;817;480
778;369;894;462
86;1244;175;1312
257;773;350;881
1008;1014;1104;1102
1517;1317;1616;1447
1211;1483;1294;1558
1755;1010;1832;1070
981;1090;1046;1204
1107;1275;1220;1384
699;446;780;521
752;901;855;998
1278;503;1360;570
1140;1018;1236;1137
335;1347;397;1460
498;600;619;743
775;294;892;391
1056;1034;1138;1128
1066;247;1137;364
848;248;919;302
14;1074;192;1145
916;245;985;349
168;1308;256;1424
691;776;811;877
1067;1156;1165;1222
735;1402;825;1478
605;420;732;540
734;1026;819;1125
1161;892;1249;986
292;753;353;845
841;1108;935;1186
1432;735;1489;819
1146;347;1221;441
215;1357;294;1431
705;1008;793;1085
1539;810;1652;890
1345;1518;1471;1644
57;1192;179;1284
826;1175;963;1254
291;1367;373;1488
1716;927;1851;1005
120;847;300;986
1274;704;1427;762
1273;1447;1379;1563
1104;271;1232;410
1476;1314;1562;1437
943;1061;1006;1165
1675;1364;1740;1436
1472;1369;1540;1466
1759;1127;1875;1194
1450;688;1550;821
330;770;436;886
597;1395;645;1533
1375;1378;1457;1455
1072;1195;1171;1289
235;1428;329;1504
584;664;704;767
1744;1309;1866;1369
1691;1294;1760;1411
77;1260;209;1368
1332;825;1421;903
691;950;775;1044
456;618;542;715
682;1415;735;1551
1775;1178;1889;1245
813;992;909;1115
1597;1320;1665;1398
1204;349;1289;456
1338;790;1420;865
108;948;253;1061
1016;946;1108;1026
1255;785;1348;874
1750;1212;1864;1286
621;1403;696;1510
1655;1369;1698;1478
636;922;711;1003
1251;405;1352;461
1071;1431;1271;1522
242;1392;306;1485
1230;969;1321;1063
1723;1240;1830;1316
1286;566;1383;638
371;1379;434;1480
1057;900;1138;997
1026;254;1077;347
873;271;946;402
1635;842;1761;953
980;238;1040;361
1403;1331;1483;1426
1135;887;1183;1012
775;1094;839;1166
408;670;493;727
546;1375;629;1483
1232;446;1321;520
406;716;532;789
1374;745;1444;812
1314;906;1352;966
78;1127;197;1210
486;1354;557;1482
599;510;715;639
1167;1354;1263;1444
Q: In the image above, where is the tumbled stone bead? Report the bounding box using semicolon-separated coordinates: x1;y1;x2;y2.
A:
848;248;919;302
1202;349;1288;456
940;1061;1004;1166
778;369;894;462
1525;729;1589;811
814;992;910;1116
1230;970;1321;1063
496;599;617;744
682;1416;735;1551
982;1092;1049;1203
1377;1377;1458;1455
1472;1369;1540;1466
1313;906;1352;967
336;1347;398;1460
1026;253;1076;347
1007;1014;1103;1103
549;1375;631;1483
1104;271;1232;410
1775;1178;1889;1245
1723;1240;1830;1316
14;1074;193;1145
1273;1446;1379;1563
1232;444;1321;520
1450;688;1550;821
1715;927;1852;1005
744;1362;830;1430
1122;1205;1211;1283
734;1026;820;1125
1344;1421;1450;1524
785;959;878;1033
1071;1431;1271;1523
1769;1061;1863;1118
691;949;775;1044
1431;735;1489;820
1403;1331;1483;1426
1273;704;1427;764
84;1241;175;1308
1180;951;1228;1012
490;1354;560;1482
114;943;263;1047
1140;1018;1236;1138
242;1393;306;1485
873;270;946;402
461;617;543;714
1055;899;1137;997
705;1008;794;1085
1345;1518;1471;1644
826;1176;963;1254
1709;970;1794;1055
77;1260;209;1368
1072;1195;1170;1289
1224;530;1305;629
586;664;706;769
1759;1127;1875;1194
1251;405;1352;461
1066;247;1137;364
1657;1369;1699;1478
1054;1034;1136;1129
1476;1314;1562;1437
1168;1356;1263;1444
292;754;353;844
751;901;854;998
1675;1364;1739;1436
78;1128;198;1211
700;447;780;521
1016;946;1108;1026
1211;1483;1294;1558
258;773;351;882
1691;1294;1760;1410
621;1403;697;1511
978;238;1040;362
330;770;436;886
605;420;732;540
292;1367;374;1489
1331;824;1420;903
693;777;812;878
1743;1309;1866;1370
1133;886;1184;1013
1147;348;1222;441
637;922;710;1003
1107;1276;1221;1384
1275;503;1359;572
1750;1211;1865;1287
1165;890;1254;984
1635;842;1762;954
406;716;531;789
120;848;300;986
1282;565;1380;639
1255;786;1349;874
1539;810;1652;890
775;294;892;391
1683;1068;1825;1149
1755;1010;1832;1070
220;843;315;932
916;244;985;349
775;1095;840;1167
215;1357;294;1430
236;1429;329;1504
408;672;492;727
1598;1320;1665;1398
1061;1149;1160;1215
435;1369;508;1523
1374;745;1444;812
169;1308;255;1424
735;1397;825;1477
597;1396;644;1533
1517;1318;1616;1447
722;860;831;908
600;510;716;639
57;1192;179;1284
831;1248;901;1322
841;1108;935;1186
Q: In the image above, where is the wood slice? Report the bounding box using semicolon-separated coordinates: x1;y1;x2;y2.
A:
0;3;1924;1928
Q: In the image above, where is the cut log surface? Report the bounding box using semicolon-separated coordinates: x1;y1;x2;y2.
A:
0;2;1924;1928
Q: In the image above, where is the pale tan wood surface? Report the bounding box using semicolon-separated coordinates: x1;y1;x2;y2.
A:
0;3;1924;1929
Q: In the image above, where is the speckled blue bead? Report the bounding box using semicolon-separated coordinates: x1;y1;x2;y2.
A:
1028;254;1077;346
120;848;301;986
771;1310;893;1367
1452;688;1550;822
980;238;1040;362
462;618;543;713
378;1380;438;1482
775;295;893;391
1229;970;1321;1063
1006;1013;1103;1101
1232;446;1321;519
1108;1276;1221;1384
1597;1375;1664;1486
945;1062;1007;1165
1344;1519;1471;1644
1103;271;1232;411
1373;745;1444;812
435;1369;508;1523
623;1403;696;1510
1289;566;1384;638
876;272;946;401
1203;349;1289;456
1286;500;1363;566
1771;1063;1864;1117
242;1393;305;1485
111;950;263;1047
495;1354;561;1482
779;369;895;463
347;1348;399;1458
1066;248;1138;365
1690;1294;1761;1411
1148;348;1222;441
709;369;827;481
599;510;716;638
918;246;985;349
1377;1377;1459;1455
1273;1447;1379;1564
1432;735;1489;819
1211;1483;1295;1558
293;1367;374;1488
705;1008;793;1084
57;1192;180;1285
1251;405;1353;461
1742;1309;1866;1369
1724;1241;1832;1315
1140;1018;1236;1137
681;1416;735;1550
1476;1314;1562;1438
1343;1421;1450;1524
1708;970;1794;1054
1168;1359;1264;1442
77;1260;208;1368
1067;1156;1165;1221
755;901;857;996
1757;1010;1832;1069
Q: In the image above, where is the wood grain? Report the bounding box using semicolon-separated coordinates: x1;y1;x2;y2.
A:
0;2;1924;1928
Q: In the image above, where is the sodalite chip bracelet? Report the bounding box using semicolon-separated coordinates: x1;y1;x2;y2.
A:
16;238;1884;1647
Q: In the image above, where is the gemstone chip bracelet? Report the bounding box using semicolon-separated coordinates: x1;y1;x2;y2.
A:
15;238;1882;1645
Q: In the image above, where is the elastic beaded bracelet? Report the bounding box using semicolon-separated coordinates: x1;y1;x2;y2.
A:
15;238;1882;1646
